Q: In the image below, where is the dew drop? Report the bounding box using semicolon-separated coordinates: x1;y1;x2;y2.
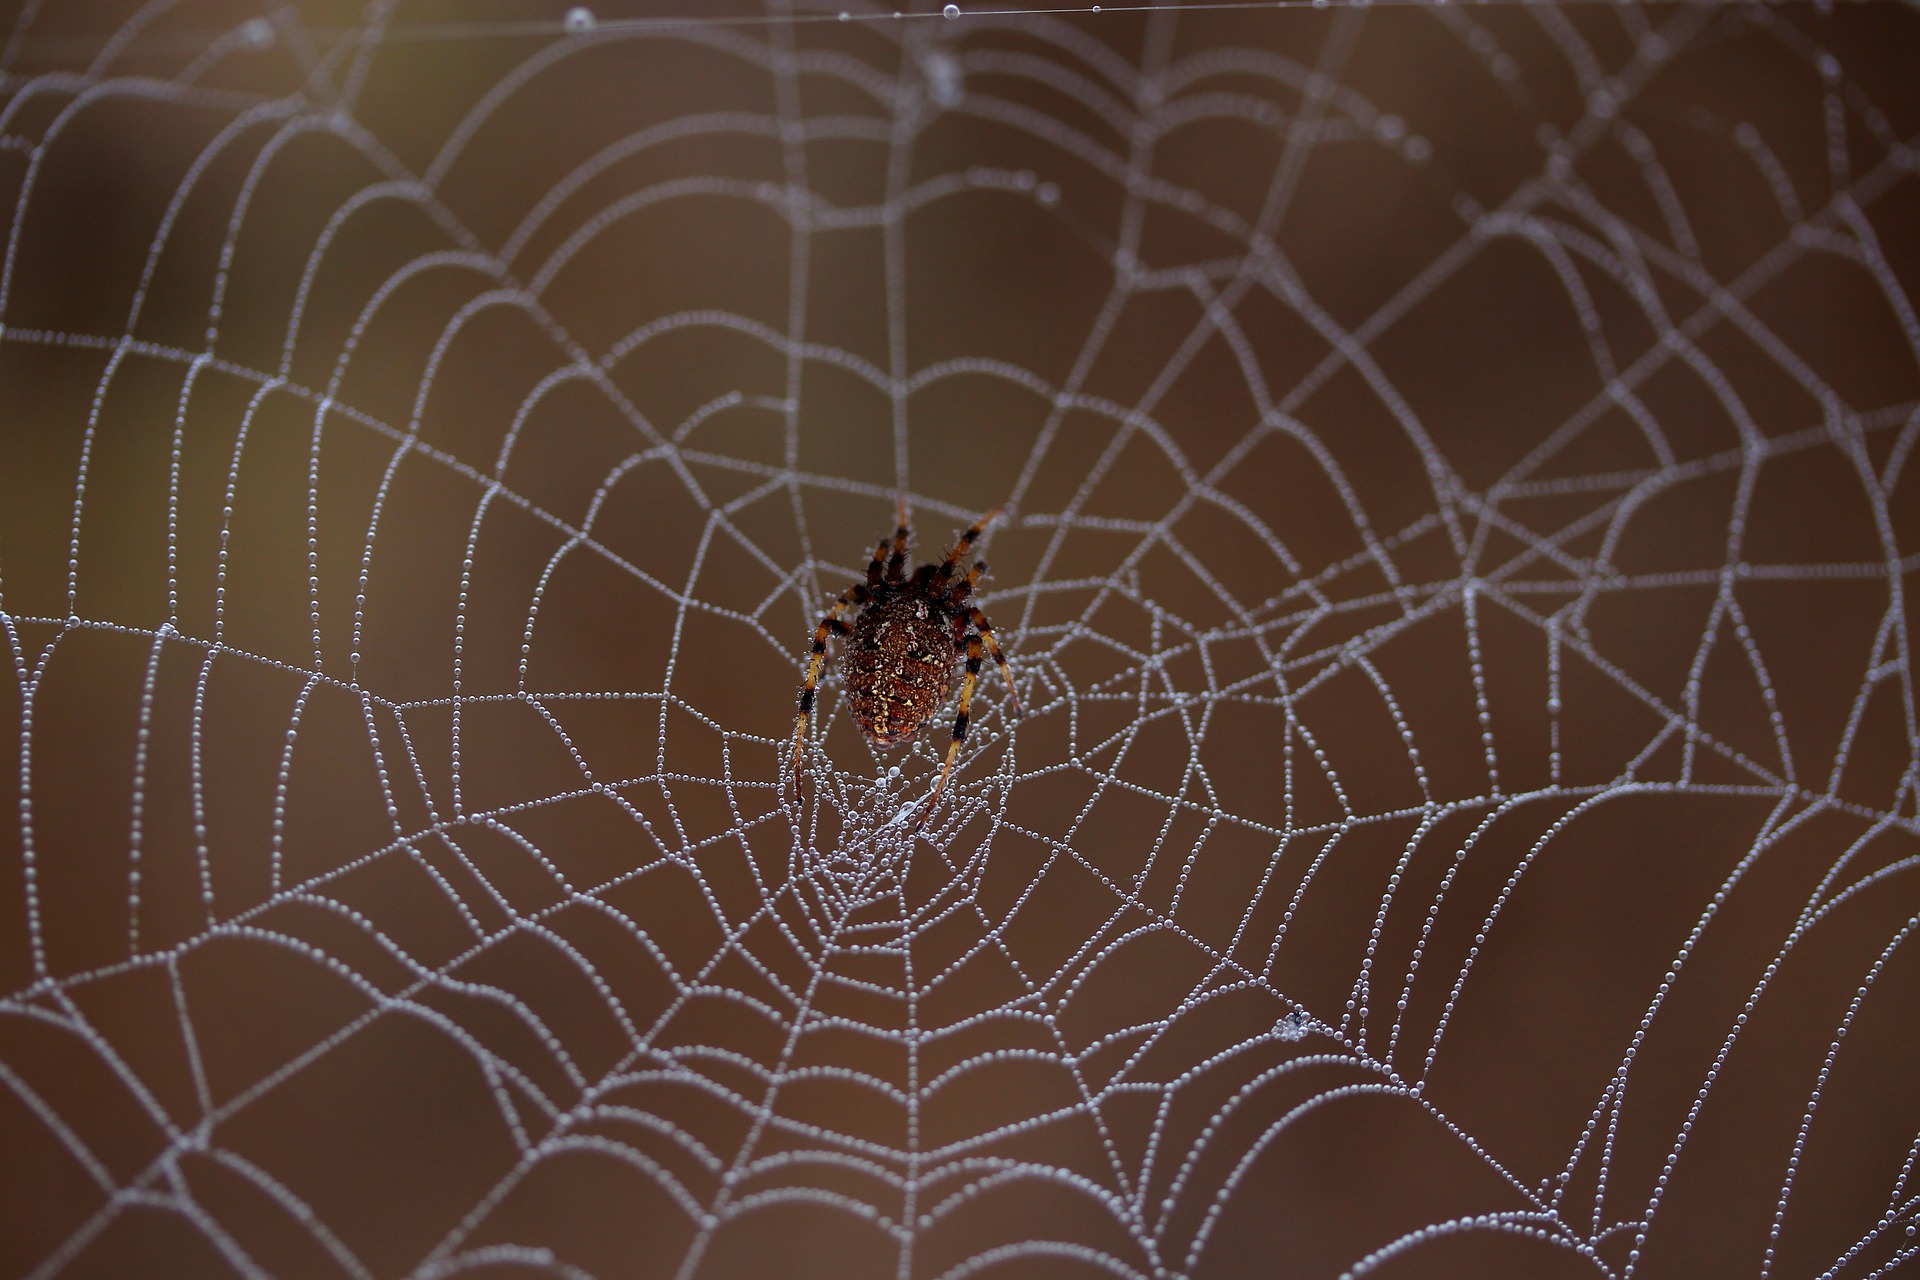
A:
563;6;595;33
924;49;964;106
1035;181;1061;207
1274;1009;1312;1041
944;2;960;15
240;16;273;47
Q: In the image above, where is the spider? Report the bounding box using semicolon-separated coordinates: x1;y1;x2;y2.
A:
789;502;1020;818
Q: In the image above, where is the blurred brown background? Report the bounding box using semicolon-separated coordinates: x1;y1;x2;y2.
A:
1;1;1917;1277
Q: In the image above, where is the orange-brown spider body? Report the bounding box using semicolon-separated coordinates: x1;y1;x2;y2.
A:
843;596;957;746
789;504;1020;819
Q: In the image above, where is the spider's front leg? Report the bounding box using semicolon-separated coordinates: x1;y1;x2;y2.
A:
788;583;867;795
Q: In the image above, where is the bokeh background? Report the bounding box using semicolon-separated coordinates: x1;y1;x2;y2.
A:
2;1;1918;1277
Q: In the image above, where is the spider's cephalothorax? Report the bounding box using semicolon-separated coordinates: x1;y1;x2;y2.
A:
789;504;1020;818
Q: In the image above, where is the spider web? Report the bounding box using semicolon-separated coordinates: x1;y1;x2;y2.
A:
2;1;1918;1277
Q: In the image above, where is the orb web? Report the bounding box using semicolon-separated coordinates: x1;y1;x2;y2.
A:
1;3;1917;1278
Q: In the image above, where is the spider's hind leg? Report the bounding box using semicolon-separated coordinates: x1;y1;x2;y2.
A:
789;585;866;795
918;630;985;826
966;605;1021;719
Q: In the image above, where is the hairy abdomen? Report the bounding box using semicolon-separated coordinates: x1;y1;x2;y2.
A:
842;602;955;745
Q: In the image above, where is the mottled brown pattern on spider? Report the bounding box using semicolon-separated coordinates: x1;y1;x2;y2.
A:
843;597;956;745
789;504;1021;820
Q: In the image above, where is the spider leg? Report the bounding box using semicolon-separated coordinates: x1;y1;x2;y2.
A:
789;584;866;793
918;630;984;826
966;605;1021;718
939;507;1005;575
886;496;911;583
864;536;891;590
946;559;987;607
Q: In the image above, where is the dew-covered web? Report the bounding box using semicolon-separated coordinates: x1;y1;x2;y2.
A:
2;1;1919;1277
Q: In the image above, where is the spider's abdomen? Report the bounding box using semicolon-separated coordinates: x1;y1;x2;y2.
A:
843;598;955;745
